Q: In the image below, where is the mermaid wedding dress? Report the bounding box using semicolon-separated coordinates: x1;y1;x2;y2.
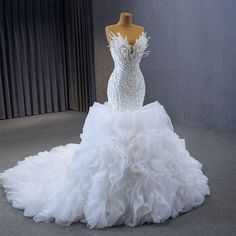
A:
0;33;210;228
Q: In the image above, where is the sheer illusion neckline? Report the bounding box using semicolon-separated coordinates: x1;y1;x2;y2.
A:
108;32;149;57
109;32;147;47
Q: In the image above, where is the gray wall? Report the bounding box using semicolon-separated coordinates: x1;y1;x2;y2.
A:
92;0;236;132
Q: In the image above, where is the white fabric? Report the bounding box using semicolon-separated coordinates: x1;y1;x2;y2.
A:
108;33;148;111
0;33;210;229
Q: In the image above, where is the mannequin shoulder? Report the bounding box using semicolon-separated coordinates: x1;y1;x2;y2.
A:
105;24;120;35
105;24;144;44
105;24;144;34
105;25;120;43
132;24;144;31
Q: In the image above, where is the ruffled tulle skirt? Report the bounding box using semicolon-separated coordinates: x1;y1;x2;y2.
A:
0;101;210;228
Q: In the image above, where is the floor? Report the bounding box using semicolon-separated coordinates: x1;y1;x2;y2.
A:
0;111;235;236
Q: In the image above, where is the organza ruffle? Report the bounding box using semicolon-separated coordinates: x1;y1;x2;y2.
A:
0;102;210;228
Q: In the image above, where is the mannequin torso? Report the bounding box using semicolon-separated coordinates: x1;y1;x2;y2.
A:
105;12;144;45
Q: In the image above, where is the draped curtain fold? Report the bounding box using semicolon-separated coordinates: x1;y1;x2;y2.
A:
0;0;95;119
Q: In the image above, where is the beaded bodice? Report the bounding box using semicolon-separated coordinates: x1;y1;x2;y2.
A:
107;33;149;111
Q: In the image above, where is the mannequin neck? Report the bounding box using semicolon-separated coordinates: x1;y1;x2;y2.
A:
118;12;132;26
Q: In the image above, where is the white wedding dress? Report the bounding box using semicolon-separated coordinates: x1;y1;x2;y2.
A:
0;33;210;228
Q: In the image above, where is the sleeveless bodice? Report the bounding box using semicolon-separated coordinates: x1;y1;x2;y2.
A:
107;33;149;111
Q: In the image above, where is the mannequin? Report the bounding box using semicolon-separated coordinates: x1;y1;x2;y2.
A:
105;12;144;45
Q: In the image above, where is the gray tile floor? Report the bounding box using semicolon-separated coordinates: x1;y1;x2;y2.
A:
0;111;235;236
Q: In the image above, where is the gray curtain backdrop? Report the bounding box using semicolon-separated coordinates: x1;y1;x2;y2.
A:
0;0;95;119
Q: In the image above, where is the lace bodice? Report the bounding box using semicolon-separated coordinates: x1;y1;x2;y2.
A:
107;33;149;111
